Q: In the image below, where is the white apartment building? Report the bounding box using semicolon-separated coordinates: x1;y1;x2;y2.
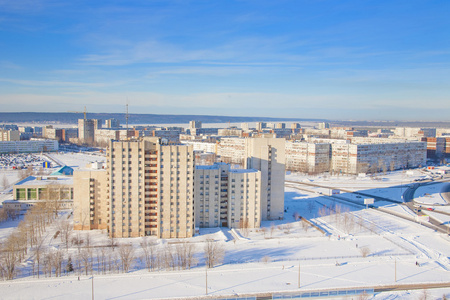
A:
331;138;427;174
217;137;246;164
285;141;331;174
182;141;217;154
94;129;131;145
394;127;436;138
218;128;243;137
0;139;58;154
0;129;20;141
244;138;285;221
78;119;101;144
194;163;261;229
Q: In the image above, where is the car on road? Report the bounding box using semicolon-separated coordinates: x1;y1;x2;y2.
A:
426;207;434;211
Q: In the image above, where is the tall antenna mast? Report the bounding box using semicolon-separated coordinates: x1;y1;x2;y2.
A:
126;101;129;132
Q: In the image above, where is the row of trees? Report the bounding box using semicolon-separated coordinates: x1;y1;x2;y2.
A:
318;203;369;235
0;207;226;280
0;199;59;280
66;237;224;277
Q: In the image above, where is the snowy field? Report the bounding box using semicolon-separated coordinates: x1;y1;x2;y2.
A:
414;183;449;206
0;153;449;299
47;152;106;170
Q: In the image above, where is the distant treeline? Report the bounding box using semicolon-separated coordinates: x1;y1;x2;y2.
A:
0;112;317;125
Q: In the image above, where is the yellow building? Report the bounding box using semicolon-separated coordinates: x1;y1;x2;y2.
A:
74;137;194;238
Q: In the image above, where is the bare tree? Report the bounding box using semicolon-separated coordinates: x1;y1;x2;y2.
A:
52;249;63;277
140;237;157;271
109;235;117;250
1;175;9;190
390;161;395;172
342;212;355;234
360;247;370;258
284;223;293;234
118;243;135;273
96;247;108;275
1;235;20;280
261;256;271;264
239;218;250;237
301;220;310;233
418;289;430;300
204;239;225;268
57;219;73;251
37;166;45;176
175;241;197;270
262;227;268;238
318;205;329;217
85;232;92;248
47;185;62;218
31;233;45;278
79;248;93;275
17;168;27;181
72;232;84;253
26;166;34;177
270;223;275;237
162;244;176;270
357;291;370;300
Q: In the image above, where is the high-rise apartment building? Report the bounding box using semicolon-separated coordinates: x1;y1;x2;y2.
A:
104;118;120;129
78;119;101;144
0;129;20;141
318;122;330;129
73;170;108;230
189;120;202;129
256;122;267;131
194;163;261;229
244;138;285;221
74;137;195;238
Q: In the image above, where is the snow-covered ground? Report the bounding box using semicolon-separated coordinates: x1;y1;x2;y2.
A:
0;154;449;299
47;152;106;170
414;183;449;206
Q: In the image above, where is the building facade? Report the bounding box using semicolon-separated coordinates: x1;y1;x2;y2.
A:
0;139;59;154
78;119;101;144
0;129;20;141
194;163;261;229
74;138;195;238
244;137;285;221
285;141;331;174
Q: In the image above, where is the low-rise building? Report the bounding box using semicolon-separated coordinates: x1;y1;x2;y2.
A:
0;139;59;154
3;175;73;211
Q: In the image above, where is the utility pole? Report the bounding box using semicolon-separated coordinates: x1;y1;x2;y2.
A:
126;102;129;133
92;276;94;300
298;263;301;288
395;258;397;283
205;265;208;295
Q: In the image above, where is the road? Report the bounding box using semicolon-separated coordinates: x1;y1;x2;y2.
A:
286;179;450;234
164;281;450;300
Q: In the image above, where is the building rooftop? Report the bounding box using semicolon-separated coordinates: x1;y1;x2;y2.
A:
229;168;259;173
15;175;73;187
195;162;229;170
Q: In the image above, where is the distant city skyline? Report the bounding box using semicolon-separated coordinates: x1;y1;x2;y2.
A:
0;1;449;121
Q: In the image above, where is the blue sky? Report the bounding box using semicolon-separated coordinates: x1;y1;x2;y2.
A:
0;0;449;120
